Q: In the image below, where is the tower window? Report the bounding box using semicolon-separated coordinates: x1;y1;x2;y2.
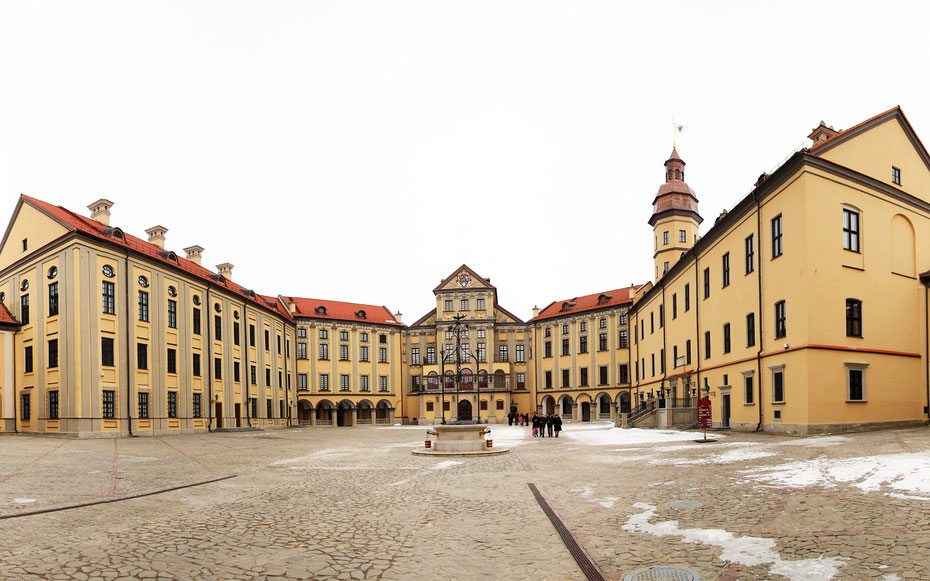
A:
675;169;680;179
679;229;686;243
663;231;669;245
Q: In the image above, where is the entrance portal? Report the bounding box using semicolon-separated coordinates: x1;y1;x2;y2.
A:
235;403;242;427
580;401;591;422
215;403;223;429
722;394;731;428
457;399;472;421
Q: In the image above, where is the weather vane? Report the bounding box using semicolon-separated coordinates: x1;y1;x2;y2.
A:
672;116;689;148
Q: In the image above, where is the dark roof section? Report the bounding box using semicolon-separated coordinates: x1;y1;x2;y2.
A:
18;195;293;321
0;301;20;327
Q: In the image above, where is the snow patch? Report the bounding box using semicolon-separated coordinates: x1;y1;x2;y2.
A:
623;503;846;580
431;460;463;470
571;486;619;509
650;449;778;465
742;451;930;499
11;498;36;504
565;427;716;446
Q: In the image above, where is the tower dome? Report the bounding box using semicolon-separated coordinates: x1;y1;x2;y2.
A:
650;148;703;281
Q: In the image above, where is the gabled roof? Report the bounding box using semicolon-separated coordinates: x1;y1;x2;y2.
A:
433;264;496;293
17;195;293;321
533;286;641;322
283;296;402;327
0;301;20;327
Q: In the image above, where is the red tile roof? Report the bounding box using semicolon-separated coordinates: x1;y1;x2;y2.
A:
0;301;19;326
808;106;900;152
21;195;293;321
533;286;642;322
282;296;402;327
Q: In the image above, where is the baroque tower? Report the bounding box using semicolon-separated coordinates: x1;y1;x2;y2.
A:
649;148;702;281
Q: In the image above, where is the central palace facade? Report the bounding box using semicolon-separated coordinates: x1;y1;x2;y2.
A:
2;107;930;436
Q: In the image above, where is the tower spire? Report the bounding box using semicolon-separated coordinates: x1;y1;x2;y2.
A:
649;147;703;281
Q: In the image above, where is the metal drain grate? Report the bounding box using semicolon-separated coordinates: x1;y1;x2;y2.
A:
527;483;606;581
624;566;703;581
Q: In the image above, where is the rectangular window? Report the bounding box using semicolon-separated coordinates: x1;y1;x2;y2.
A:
339;330;349;341
544;341;552;357
444;299;453;311
426;346;436;364
772;214;783;258
685;339;692;365
704;331;711;359
516;372;526;389
340;374;350;391
102;282;115;315
360;375;370;392
663;231;669;245
320;373;330;391
340;344;349;361
650;354;655;376
297;342;307;359
167;348;177;374
580;321;588;332
250;324;256;346
265;368;271;386
775;300;787;339
499;344;509;362
460;299;469;310
545;371;553;389
561;338;569;356
137;392;148;419
892;166;901;185
249;397;256;419
167;391;177;418
562;324;569;334
561;369;570;387
319;343;329;360
747;313;756;347
660;348;665;373
598;332;608;351
214;357;222;380
232;321;240;345
410;346;420;365
48;282;59;316
650;312;654;334
703;268;710;299
359;345;369;361
193;393;202;418
102;390;115;419
684;284;690;311
264;329;269;351
214;315;222;341
379;347;388;363
599;365;608;386
267;399;273;419
20;393;30;420
579;336;588;354
580;367;589;386
744;375;754;404
49;390;59;419
722;253;730;287
234;361;240;382
249;364;256;385
167;300;177;328
659;305;664;327
276;334;282;354
672;294;677;318
48;339;58;368
619;330;628;348
297;327;307;339
379;376;388;392
21;294;30;324
138;291;149;322
101;337;114;367
619;364;629;384
193;353;201;377
298;373;308;390
599;318;607;329
846;299;862;337
745;234;755;274
192;307;201;335
319;328;328;340
843;208;860;252
137;342;148;370
679;229;687;243
848;367;865;401
773;369;784;402
723;323;731;354
516;344;525;362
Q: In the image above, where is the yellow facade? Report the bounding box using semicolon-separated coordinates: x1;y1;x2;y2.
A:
3;107;930;437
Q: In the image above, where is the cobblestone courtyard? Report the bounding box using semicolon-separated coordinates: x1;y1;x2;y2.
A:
1;423;929;580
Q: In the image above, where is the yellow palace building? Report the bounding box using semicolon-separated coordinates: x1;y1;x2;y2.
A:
2;106;930;436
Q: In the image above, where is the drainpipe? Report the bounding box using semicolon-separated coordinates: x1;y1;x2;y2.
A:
242;299;250;427
123;251;133;436
661;285;668;399
754;192;765;431
12;311;18;433
206;288;213;432
925;286;930;423
694;253;701;398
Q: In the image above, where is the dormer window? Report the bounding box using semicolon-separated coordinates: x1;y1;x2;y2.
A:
316;306;327;315
157;250;178;263
355;310;367;319
103;227;124;239
597;294;613;305
560;301;576;312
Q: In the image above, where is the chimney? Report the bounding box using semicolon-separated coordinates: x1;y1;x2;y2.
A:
394;311;403;324
808;120;839;144
216;262;234;280
532;305;539;319
183;245;204;266
88;199;114;226
145;225;168;249
288;300;297;314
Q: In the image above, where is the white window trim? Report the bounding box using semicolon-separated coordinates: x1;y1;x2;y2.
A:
740;369;755;406
768;363;786;404
844;361;869;402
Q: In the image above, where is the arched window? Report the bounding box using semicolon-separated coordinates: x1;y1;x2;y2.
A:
460;368;473;388
444;370;455;388
478;370;488;388
427;371;439;390
674;169;680;179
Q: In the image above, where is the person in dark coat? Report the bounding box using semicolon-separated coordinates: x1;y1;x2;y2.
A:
507;412;513;426
531;414;539;437
554;414;563;437
547;414;555;437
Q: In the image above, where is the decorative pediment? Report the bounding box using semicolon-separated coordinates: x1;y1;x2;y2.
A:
433;264;496;293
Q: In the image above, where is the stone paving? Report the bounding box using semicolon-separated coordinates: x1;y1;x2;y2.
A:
0;423;928;580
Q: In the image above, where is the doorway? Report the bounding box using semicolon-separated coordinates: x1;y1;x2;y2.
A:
457;399;472;421
215;403;223;429
235;403;242;428
580;401;591;422
722;394;731;428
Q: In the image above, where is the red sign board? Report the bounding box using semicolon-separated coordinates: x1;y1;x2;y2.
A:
697;397;712;429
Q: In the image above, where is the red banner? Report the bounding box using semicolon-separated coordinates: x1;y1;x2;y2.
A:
697;397;712;429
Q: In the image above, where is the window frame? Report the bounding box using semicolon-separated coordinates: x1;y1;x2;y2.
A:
771;214;783;259
845;362;868;402
842;207;861;253
846;298;862;338
774;300;787;339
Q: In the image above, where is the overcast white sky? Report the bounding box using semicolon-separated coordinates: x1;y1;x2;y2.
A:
2;1;929;322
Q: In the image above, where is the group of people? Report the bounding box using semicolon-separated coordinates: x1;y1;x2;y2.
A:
506;411;563;438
